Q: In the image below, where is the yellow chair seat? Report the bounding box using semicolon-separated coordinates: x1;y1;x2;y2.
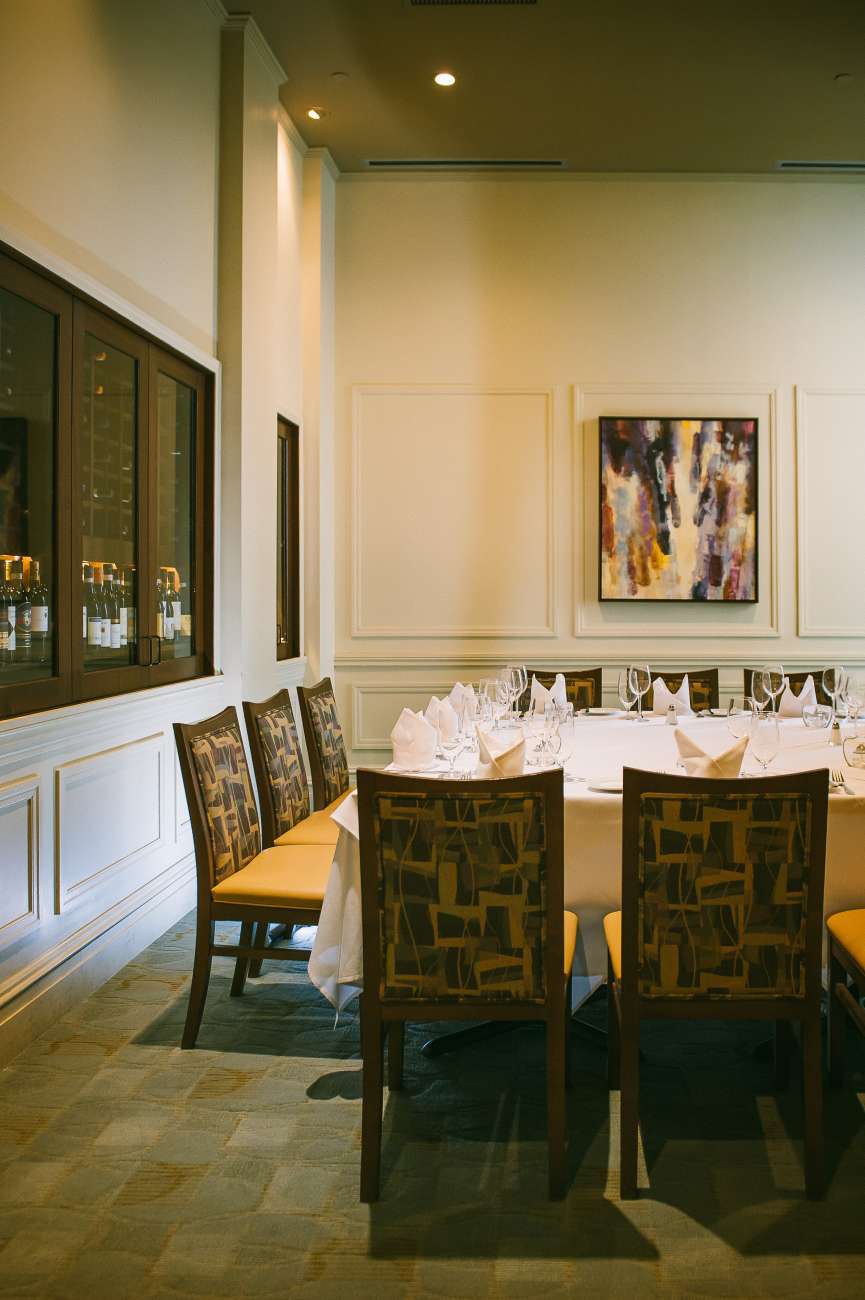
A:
211;843;333;909
604;910;622;981
275;790;352;846
564;910;579;978
827;909;865;972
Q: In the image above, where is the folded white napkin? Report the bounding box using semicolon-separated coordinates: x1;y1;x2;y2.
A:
777;674;817;718
530;673;567;714
675;729;748;777
391;708;438;770
475;727;525;778
652;674;694;716
448;681;477;720
424;695;459;741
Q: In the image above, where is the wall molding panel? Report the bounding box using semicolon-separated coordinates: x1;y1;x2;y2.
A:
572;382;780;640
350;384;557;638
352;682;458;751
796;386;865;638
0;774;41;952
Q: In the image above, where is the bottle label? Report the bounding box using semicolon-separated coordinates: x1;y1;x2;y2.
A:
180;614;192;638
172;600;181;625
163;615;175;643
127;610;136;643
32;606;48;633
7;606;15;629
119;607;127;646
88;617;102;647
110;622;121;650
100;618;111;648
83;606;87;639
0;630;8;652
156;611;163;639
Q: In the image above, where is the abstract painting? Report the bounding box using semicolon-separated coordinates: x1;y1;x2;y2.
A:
599;417;757;602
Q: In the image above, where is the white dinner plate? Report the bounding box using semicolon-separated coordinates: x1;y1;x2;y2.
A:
585;708;624;718
587;779;623;794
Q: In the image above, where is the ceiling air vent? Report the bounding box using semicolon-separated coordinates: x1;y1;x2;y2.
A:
367;158;566;170
777;160;865;173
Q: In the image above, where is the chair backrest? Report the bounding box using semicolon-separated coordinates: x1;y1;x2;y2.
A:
243;689;310;848
651;669;719;712
174;706;262;892
620;767;828;1002
357;768;565;1008
297;676;350;809
744;669;831;708
519;667;603;714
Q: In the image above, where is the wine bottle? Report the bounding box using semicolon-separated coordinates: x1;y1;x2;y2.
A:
0;565;12;665
179;580;192;640
82;563;88;642
122;567;136;646
170;572;181;632
162;573;175;643
96;564;110;648
4;560;17;657
85;564;102;650
155;577;164;641
13;560;31;662
105;566;121;650
29;560;49;663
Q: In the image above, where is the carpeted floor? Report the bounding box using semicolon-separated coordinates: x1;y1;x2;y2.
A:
0;914;863;1299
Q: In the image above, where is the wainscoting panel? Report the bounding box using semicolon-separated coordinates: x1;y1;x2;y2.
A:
54;733;165;914
352;681;458;752
573;383;779;639
351;386;556;638
796;387;865;637
0;775;40;950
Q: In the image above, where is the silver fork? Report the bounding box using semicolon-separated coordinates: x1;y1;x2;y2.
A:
831;768;855;795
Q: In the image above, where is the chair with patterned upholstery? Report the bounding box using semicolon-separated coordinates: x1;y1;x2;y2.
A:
744;668;832;708
827;907;865;1085
519;667;603;715
650;668;719;712
356;767;577;1201
298;676;351;811
174;706;334;1047
604;767;828;1199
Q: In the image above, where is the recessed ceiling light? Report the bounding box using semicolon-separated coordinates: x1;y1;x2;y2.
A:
434;71;456;87
307;107;324;120
834;72;853;84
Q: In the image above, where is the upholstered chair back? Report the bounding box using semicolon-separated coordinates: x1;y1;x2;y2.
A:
298;677;350;809
177;707;261;887
519;667;603;714
358;771;565;1006
651;669;719;712
243;690;310;848
744;668;832;708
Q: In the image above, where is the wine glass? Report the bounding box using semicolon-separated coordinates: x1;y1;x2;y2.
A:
441;731;463;777
505;663;527;721
629;664;652;721
750;714;780;773
494;674;512;729
823;665;847;721
761;663;785;714
618;667;637;715
749;674;771;716
727;695;754;742
545;707;563;767
842;673;865;734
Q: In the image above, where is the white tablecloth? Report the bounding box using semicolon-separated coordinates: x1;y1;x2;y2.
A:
308;716;865;1010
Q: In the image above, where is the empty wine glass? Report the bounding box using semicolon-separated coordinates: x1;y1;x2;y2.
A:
823;665;847;721
727;695;754;742
441;731;463;777
750;714;780;773
843;673;865;734
505;663;527;721
750;674;771;716
761;663;785;714
495;674;512;729
618;667;637;715
629;664;652;721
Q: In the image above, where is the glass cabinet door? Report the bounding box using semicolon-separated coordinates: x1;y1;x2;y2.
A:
0;254;71;714
72;304;149;699
149;347;208;684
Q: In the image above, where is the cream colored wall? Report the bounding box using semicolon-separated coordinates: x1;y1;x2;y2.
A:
335;175;865;764
0;0;221;355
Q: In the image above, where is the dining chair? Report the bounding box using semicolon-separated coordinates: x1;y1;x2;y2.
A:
297;676;351;811
356;767;577;1201
827;908;865;1084
650;668;719;711
174;705;333;1047
744;668;832;708
520;667;603;714
605;766;828;1199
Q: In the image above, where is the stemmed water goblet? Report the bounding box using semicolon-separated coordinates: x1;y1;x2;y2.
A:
441;730;464;777
761;663;785;714
749;713;780;774
842;674;865;734
504;664;527;722
629;663;651;721
822;665;848;722
749;674;771;716
727;695;754;743
618;667;637;715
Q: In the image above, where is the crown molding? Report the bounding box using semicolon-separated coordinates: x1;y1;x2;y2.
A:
278;105;309;158
306;147;341;181
223;12;287;87
200;0;228;21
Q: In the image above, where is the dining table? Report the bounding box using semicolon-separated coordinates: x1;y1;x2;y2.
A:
307;712;865;1012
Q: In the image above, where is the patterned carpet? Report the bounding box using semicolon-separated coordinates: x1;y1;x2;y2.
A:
0;913;864;1298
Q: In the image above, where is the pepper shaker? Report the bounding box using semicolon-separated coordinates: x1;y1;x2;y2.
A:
666;704;678;726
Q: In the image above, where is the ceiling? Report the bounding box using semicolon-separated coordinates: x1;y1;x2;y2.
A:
242;0;865;175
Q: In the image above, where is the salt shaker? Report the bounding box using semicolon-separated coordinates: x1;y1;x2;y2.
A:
666;704;678;726
830;719;842;746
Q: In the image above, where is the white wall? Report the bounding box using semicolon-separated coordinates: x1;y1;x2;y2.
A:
334;175;865;763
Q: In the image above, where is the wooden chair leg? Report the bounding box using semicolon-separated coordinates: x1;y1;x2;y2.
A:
247;921;270;979
619;1011;640;1199
803;1009;824;1199
547;1010;567;1199
774;1019;794;1091
360;995;384;1202
387;1021;405;1090
230;921;254;997
828;941;847;1087
182;915;214;1049
607;959;620;1091
565;975;574;1091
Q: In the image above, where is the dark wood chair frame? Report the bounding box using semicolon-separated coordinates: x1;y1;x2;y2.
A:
174;705;322;1048
297;675;347;811
651;668;720;711
608;766;828;1200
828;918;865;1086
242;689;319;976
356;767;570;1202
520;667;603;714
744;668;831;708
